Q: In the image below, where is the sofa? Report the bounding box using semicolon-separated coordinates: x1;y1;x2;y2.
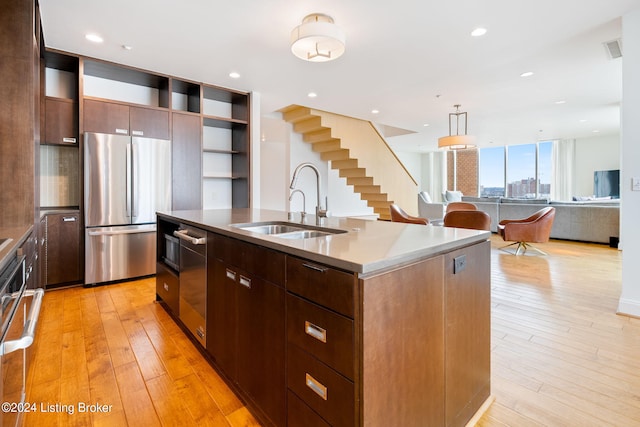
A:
462;196;619;244
417;191;464;221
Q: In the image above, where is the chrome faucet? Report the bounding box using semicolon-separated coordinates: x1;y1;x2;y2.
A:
289;189;306;222
290;162;328;224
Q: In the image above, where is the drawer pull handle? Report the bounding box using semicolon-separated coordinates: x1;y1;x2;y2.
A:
305;321;327;343
226;269;237;280
62;137;76;143
62;216;77;222
305;373;327;401
131;130;144;136
163;283;169;292
239;275;251;289
115;128;128;134
302;263;327;273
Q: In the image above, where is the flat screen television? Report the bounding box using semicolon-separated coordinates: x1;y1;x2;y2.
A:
594;169;620;199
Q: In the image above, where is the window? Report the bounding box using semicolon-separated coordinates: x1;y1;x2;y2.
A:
506;144;536;198
538;141;552;198
479;146;505;197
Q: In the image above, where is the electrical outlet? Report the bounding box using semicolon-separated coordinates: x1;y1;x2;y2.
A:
632;177;640;191
453;255;466;274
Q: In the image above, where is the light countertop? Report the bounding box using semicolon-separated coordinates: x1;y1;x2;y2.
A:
158;209;490;276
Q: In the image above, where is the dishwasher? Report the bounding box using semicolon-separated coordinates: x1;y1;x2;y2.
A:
174;226;207;347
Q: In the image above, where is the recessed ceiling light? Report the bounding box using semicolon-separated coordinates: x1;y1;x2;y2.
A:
592;130;600;133
555;100;566;105
580;119;588;123
520;71;534;77
423;123;430;127
307;92;317;98
85;33;103;43
229;72;240;79
371;109;379;114
471;28;487;37
121;45;132;50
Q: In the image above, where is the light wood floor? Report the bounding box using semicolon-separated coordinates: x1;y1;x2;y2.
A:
23;235;638;426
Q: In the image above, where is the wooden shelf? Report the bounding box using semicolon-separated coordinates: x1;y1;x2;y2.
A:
203;148;242;154
203;174;247;180
203;115;248;128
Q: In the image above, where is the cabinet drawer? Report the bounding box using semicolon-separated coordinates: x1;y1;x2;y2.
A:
287;256;355;318
156;264;179;314
287;294;354;380
211;233;285;286
288;344;355;427
288;390;330;427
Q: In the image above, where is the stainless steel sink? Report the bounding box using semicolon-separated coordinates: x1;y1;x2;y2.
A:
276;230;332;239
231;221;346;239
237;224;306;235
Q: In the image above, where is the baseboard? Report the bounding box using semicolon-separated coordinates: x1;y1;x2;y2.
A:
617;298;640;318
465;395;495;427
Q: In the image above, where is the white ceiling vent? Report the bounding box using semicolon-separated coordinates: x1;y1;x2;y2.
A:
604;39;622;59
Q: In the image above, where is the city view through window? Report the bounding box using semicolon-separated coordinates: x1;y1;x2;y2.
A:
479;141;552;198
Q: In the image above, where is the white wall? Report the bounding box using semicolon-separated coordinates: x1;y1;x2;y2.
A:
618;8;640;317
394;151;422;185
574;134;620;197
259;115;288;211
259;115;374;218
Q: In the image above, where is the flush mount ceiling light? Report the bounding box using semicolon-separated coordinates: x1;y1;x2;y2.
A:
438;104;477;150
291;13;345;62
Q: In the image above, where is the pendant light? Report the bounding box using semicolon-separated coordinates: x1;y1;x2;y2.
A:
438;104;477;150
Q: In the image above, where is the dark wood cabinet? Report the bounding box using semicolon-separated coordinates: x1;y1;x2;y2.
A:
0;0;38;226
43;212;81;286
83;99;169;139
237;269;285;427
286;258;358;427
44;97;78;145
208;257;239;378
207;233;286;427
130;106;170;139
83;99;130;135
172;112;202;210
156;264;179;314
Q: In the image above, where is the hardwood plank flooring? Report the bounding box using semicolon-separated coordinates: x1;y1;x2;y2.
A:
23;235;636;426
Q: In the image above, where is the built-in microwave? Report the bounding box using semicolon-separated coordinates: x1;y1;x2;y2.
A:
163;233;180;271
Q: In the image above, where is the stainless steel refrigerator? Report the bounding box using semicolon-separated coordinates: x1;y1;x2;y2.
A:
84;132;171;285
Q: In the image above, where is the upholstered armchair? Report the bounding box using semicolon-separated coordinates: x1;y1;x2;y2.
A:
417;192;445;221
390;204;429;225
443;210;491;231
498;207;556;255
445;201;477;213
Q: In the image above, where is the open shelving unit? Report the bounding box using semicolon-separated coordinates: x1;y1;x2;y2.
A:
201;84;250;209
39;50;252;212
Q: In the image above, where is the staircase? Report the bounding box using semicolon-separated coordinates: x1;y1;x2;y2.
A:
280;105;418;220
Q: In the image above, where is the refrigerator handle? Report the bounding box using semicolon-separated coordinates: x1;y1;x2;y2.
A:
131;141;138;219
126;142;132;219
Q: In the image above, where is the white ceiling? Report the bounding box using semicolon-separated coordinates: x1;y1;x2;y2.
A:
39;0;640;152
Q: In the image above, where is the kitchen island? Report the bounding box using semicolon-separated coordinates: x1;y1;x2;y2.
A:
156;209;491;427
